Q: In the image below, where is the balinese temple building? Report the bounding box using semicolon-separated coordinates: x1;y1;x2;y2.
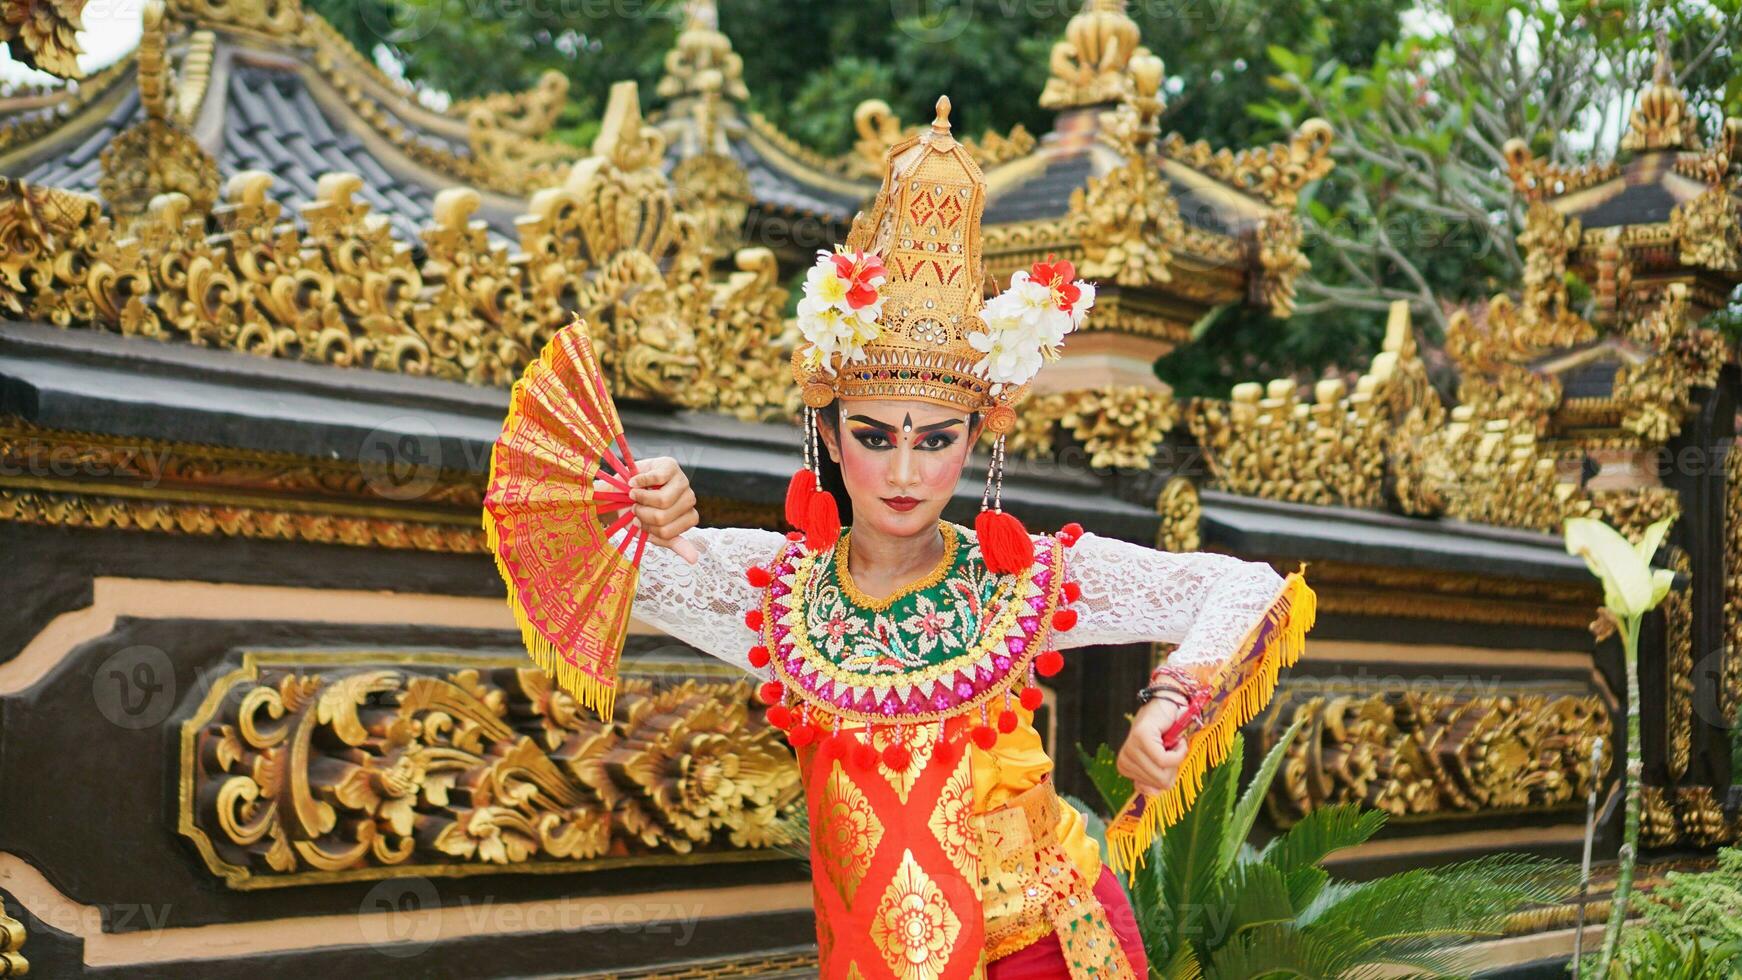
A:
0;0;1737;974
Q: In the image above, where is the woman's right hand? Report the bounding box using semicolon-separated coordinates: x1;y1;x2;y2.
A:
604;456;700;564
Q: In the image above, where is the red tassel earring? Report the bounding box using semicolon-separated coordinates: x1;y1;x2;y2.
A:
975;432;1032;574
792;406;841;552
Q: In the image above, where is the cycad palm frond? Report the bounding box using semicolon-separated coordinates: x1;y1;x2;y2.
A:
1262;803;1386;877
1203;922;1363;979
1223;715;1308;877
1307;853;1576;957
1155;732;1244;967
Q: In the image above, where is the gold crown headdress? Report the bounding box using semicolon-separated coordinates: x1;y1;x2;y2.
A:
786;96;1096;572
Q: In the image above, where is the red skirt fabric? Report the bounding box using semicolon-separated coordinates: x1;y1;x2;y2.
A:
985;866;1148;978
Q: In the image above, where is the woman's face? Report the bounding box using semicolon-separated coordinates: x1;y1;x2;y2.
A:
819;398;976;539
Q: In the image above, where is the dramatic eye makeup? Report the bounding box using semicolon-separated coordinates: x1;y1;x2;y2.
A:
847;414;964;451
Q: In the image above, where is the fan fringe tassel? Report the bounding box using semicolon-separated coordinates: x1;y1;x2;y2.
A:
1105;571;1315;878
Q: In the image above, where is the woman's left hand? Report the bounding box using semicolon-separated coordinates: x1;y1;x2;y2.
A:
1116;698;1189;797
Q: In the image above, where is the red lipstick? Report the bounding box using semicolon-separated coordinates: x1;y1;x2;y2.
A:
882;496;920;513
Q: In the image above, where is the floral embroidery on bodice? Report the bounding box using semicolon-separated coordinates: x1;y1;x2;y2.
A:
757;522;1073;730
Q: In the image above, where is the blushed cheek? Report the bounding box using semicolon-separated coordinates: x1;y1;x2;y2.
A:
839;441;884;493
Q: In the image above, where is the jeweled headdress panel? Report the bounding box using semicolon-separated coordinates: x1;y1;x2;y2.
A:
831;97;992;412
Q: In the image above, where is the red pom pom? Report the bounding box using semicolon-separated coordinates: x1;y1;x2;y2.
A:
997;710;1019;734
1053;609;1078;632
1057;522;1084;545
784;469;815;530
788;723;817;747
1063;580;1082;603
975;509;1034;574
935;733;962;766
1035;650;1065;677
882;743;911;770
758;680;785;705
745;608;764;631
852;739;880;770
971;725;999;750
805;489;841;552
786;530;805;541
1020;686;1045;711
748;645;771;668
745;565;772;588
766;705;792;729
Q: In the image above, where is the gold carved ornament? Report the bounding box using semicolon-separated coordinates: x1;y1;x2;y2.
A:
1001;384;1178;470
98;4;221;227
1640;785;1739;849
1261;687;1612;826
180;654;802;888
1159;118;1335;211
0;899;22;978
1726;442;1742;726
1189;304;1430;512
1039;0;1142;110
1154;475;1200;554
0;0;86;79
1;81;796;417
1663;546;1693;781
1669;185;1742;274
1612;284;1727;444
1620;47;1702;153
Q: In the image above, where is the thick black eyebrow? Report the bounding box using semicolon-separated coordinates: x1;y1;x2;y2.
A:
846;415;964;434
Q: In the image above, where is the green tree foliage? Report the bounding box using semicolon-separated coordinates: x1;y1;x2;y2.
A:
1184;0;1742;399
1080;720;1577;977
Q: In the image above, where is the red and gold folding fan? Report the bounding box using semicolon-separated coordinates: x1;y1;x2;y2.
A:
483;316;648;718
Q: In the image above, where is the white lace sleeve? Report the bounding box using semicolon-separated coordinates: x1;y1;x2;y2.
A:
631;526;786;679
1057;531;1286;666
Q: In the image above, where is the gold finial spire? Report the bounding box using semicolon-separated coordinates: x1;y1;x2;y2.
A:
1622;34;1699;152
656;0;748;103
932;96;953;134
1040;0;1142;110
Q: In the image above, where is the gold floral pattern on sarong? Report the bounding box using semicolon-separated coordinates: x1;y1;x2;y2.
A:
871;721;937;804
818;760;885;907
928;756;979;882
872;849;963;980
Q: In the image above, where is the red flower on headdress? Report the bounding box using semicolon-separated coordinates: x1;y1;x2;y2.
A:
830;250;888;311
1030;254;1082;313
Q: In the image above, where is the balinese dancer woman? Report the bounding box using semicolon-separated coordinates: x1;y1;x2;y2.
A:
489;98;1314;978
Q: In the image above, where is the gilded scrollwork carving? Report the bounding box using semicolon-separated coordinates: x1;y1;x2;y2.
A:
1669;185;1742;273
1640;785;1738;848
1190;302;1432;511
1;0;87;79
1158;119;1335;211
1262;686;1611;826
671;153;752;255
1040;0;1141;110
181;654;802;887
1068;154;1181;287
1502;137;1620;200
1002;385;1177;470
2;81;794;419
1612;284;1726;443
1663;546;1693;781
1251;212;1308;318
1154;476;1200;554
1726;444;1742;726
